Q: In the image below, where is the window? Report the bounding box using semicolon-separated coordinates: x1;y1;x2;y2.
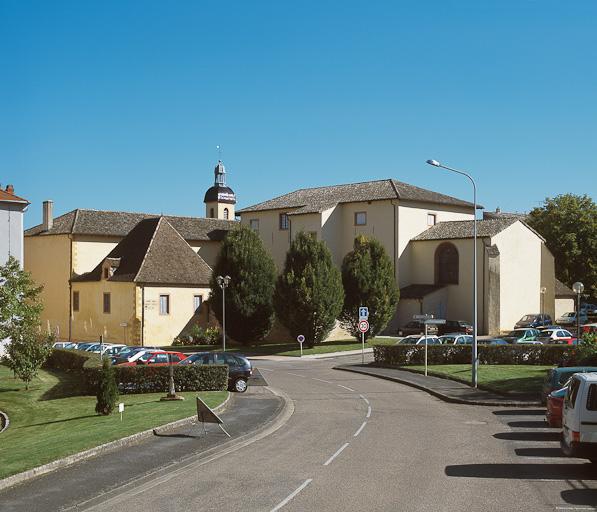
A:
566;378;581;409
250;219;259;232
279;213;289;230
73;291;80;312
587;384;597;411
159;295;170;315
435;242;459;285
210;208;215;218
103;268;109;279
223;208;229;220
193;295;203;312
103;293;111;314
427;213;436;226
354;212;367;226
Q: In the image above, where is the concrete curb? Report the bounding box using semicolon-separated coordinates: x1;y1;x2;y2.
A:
0;392;232;492
301;348;374;359
334;365;541;407
0;410;9;434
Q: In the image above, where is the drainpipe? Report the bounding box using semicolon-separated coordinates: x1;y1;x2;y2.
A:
141;285;145;346
68;235;73;342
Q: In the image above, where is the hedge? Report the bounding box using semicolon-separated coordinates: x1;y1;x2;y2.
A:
44;348;101;371
373;344;579;367
82;365;229;395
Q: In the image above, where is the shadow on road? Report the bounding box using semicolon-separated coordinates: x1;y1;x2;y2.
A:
445;463;597;480
492;409;544;416
507;420;550;429
561;488;597;506
514;447;566;458
493;431;561;442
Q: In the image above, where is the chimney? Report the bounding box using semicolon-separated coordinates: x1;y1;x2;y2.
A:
5;184;14;194
43;200;54;231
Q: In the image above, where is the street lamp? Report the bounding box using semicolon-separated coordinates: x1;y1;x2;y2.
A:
216;275;231;351
540;286;547;317
572;281;584;340
426;159;479;388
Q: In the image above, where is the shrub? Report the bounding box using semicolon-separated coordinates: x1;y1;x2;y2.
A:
373;344;578;367
44;348;101;370
95;358;119;415
174;326;222;346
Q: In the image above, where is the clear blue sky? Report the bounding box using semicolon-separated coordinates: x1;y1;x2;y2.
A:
2;0;596;228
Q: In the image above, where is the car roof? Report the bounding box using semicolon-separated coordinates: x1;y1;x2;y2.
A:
572;372;597;382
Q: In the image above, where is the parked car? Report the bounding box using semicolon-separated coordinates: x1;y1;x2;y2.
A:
397;335;441;345
580;303;597;315
439;334;473;345
541;366;597;404
111;347;164;365
514;314;552;329
488;338;509;346
52;342;72;349
582;323;597;335
437;320;473;336
178;351;252;392
546;384;567;428
561;372;597;462
501;328;541;344
557;311;589;327
73;342;96;351
117;350;187;366
397;321;438;336
537;328;575;344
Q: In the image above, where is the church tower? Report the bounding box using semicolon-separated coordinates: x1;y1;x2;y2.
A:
203;160;236;219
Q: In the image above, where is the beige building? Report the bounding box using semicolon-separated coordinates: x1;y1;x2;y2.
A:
238;179;557;335
555;279;576;319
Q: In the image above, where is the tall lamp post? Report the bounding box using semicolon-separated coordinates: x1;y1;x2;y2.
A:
572;281;584;340
540;286;547;317
216;275;231;352
426;159;479;388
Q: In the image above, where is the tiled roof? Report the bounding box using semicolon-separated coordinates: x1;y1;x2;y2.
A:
555;279;575;298
237;178;476;214
0;189;29;203
412;218;520;241
483;210;528;221
25;209;236;241
72;218;212;285
400;284;446;299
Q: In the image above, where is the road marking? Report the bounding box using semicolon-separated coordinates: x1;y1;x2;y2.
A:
337;384;355;392
270;479;313;512
287;372;306;378
312;378;333;384
359;394;369;404
354;421;367;437
366;406;371;418
260;368;274;372
324;443;350;466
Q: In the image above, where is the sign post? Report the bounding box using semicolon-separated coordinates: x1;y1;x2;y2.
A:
358;319;369;363
297;335;305;357
413;315;446;377
118;402;124;422
99;334;103;362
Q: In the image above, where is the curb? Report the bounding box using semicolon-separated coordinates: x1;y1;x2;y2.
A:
334;365;541;407
0;410;9;434
0;392;232;492
301;348;374;359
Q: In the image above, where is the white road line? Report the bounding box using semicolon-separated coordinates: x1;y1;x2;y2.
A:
260;368;274;372
312;378;333;384
359;394;369;404
287;372;306;378
337;384;355;392
324;443;350;466
366;406;371;418
354;421;367;437
270;479;313;512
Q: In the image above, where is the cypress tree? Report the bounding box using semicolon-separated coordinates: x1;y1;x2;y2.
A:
275;232;344;348
340;235;399;340
95;358;119;415
210;225;277;345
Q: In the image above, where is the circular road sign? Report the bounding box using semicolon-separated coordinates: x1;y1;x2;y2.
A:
358;320;369;333
297;334;305;344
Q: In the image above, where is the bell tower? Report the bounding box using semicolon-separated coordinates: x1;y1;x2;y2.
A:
203;160;236;219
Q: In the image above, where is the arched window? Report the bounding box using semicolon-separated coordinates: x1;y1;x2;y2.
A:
223;208;229;220
435;242;459;285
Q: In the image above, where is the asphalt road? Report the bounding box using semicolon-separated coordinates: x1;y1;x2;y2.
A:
4;354;597;511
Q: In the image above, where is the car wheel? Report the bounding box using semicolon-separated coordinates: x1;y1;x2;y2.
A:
233;378;248;393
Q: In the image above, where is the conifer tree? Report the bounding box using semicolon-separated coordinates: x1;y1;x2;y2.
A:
95;358;119;415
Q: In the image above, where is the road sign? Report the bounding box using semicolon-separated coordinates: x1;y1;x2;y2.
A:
424;319;446;325
413;314;434;320
358;320;369;333
297;334;305;344
359;306;369;320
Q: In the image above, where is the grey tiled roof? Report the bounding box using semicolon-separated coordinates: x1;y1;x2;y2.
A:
412;218;520;241
25;209;236;241
483;210;528;221
237;179;475;214
72;217;212;285
555;279;575;298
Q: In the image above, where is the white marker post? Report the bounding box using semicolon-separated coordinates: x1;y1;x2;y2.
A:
118;402;124;422
297;335;305;357
359;307;369;364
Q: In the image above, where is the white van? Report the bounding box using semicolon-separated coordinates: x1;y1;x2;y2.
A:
561;372;597;462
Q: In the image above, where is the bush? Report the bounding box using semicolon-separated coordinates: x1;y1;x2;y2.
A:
83;364;228;395
95;358;119;415
44;348;101;371
174;326;222;346
373;344;578;367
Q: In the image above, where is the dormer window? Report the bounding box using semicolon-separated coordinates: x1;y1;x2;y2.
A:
102;257;121;279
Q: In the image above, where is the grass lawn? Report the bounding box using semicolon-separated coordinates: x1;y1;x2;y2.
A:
406;364;553;395
0;364;227;480
167;337;399;357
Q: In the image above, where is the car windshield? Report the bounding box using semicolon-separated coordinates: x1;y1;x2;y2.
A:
505;331;522;337
563;312;575;318
400;337;419;344
520;315;535;322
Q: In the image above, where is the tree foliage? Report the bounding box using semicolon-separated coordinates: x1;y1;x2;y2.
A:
527;194;597;299
95;358;119;415
210;225;277;345
340;235;399;340
0;256;52;389
274;232;344;347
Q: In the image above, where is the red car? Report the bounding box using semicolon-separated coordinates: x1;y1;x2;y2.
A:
546;386;567;428
117;351;187;366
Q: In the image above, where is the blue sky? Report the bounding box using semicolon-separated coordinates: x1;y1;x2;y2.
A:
2;0;596;227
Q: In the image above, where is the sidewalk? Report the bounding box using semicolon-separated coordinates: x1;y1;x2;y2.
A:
249;348;373;361
334;364;541;407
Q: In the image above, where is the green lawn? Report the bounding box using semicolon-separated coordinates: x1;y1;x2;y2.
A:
167;337;398;357
406;364;553;395
0;364;227;480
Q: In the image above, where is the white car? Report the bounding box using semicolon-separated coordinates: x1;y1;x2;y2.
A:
557;311;589;327
561;372;597;462
398;335;441;345
537;328;575;344
439;334;473;345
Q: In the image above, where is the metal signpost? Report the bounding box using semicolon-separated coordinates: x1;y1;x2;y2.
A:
99;334;103;362
358;306;370;364
297;334;305;357
413;315;445;376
